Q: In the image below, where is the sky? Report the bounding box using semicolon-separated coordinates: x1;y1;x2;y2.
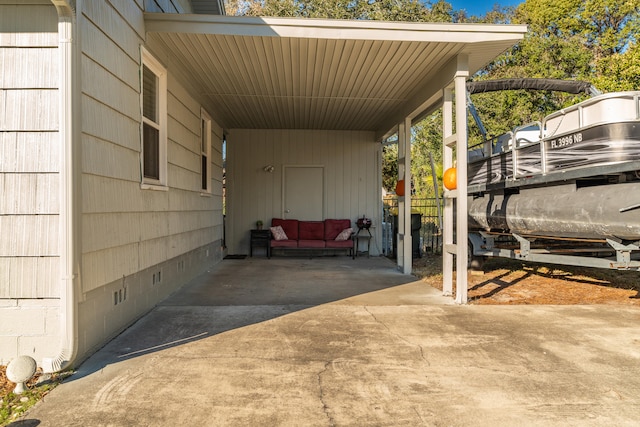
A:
449;0;524;17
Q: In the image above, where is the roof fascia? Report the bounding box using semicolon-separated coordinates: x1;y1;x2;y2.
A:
144;13;527;43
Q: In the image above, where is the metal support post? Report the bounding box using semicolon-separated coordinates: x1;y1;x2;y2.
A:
513;233;531;258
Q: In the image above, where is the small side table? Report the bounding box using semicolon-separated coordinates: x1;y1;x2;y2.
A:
250;229;271;257
355;228;372;258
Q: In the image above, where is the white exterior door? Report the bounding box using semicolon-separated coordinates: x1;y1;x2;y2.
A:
284;166;324;220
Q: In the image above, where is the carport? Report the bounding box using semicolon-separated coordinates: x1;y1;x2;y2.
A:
144;14;527;301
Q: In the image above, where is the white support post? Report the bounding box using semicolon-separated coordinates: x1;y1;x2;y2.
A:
454;66;468;304
402;117;412;274
397;122;406;272
441;54;469;303
397;118;412;274
442;88;454;297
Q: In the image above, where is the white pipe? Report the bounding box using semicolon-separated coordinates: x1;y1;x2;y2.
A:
43;0;78;373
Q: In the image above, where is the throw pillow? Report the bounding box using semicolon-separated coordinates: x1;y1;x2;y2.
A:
335;227;353;241
270;225;288;241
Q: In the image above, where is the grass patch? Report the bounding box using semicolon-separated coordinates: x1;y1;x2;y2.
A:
0;366;70;426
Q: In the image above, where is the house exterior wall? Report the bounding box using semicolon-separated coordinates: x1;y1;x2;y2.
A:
76;0;224;361
145;0;193;13
0;1;61;364
0;0;224;365
226;129;382;256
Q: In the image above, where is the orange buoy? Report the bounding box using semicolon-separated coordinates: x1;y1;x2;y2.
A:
443;167;457;190
395;179;405;196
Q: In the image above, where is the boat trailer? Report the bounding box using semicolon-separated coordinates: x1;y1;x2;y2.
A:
465;82;640;272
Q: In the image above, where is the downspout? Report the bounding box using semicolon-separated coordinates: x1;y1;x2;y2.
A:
42;0;79;373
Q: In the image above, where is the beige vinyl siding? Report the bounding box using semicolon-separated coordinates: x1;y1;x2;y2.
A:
145;0;191;13
0;0;224;365
173;0;194;13
73;0;223;360
83;0;143;60
0;47;58;87
79;1;144;293
210;120;224;244
0;174;59;214
0;258;58;298
0;132;59;172
0;2;57;47
0;2;59;299
80;0;223;294
226;129;382;255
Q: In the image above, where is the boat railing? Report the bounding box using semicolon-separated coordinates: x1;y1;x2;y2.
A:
468;91;640;188
467;131;513;159
513;121;543;178
543;91;640;138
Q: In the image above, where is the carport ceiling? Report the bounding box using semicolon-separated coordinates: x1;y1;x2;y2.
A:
145;14;526;136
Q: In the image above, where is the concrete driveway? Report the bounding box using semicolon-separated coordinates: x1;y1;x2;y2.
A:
17;256;640;426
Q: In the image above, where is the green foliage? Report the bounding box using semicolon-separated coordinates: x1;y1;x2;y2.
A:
1;391;40;426
593;41;640;91
411;113;444;198
579;0;640;58
226;0;455;21
0;381;62;426
381;143;398;193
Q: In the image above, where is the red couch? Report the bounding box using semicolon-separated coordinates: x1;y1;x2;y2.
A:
269;218;354;258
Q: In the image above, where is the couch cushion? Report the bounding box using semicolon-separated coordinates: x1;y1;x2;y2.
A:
298;239;326;248
299;221;325;240
271;218;299;241
270;239;298;248
324;219;352;240
325;240;353;249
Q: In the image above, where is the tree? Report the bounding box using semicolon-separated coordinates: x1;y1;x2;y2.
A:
593;41;640;91
225;0;455;22
381;143;398;193
579;0;640;60
410;112;444;198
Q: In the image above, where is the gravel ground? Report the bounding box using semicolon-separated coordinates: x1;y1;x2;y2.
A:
414;255;640;304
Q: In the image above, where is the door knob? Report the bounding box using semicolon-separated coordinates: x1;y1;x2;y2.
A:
285;209;291;213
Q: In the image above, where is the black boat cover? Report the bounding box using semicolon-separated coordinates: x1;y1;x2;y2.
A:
467;78;596;95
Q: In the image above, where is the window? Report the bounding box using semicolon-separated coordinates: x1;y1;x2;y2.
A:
201;109;212;193
141;48;167;187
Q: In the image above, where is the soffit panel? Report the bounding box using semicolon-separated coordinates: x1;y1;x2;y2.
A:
146;15;526;132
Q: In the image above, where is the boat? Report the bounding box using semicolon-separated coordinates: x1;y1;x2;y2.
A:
464;80;640;270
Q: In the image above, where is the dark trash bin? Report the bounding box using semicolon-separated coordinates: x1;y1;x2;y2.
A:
392;213;422;259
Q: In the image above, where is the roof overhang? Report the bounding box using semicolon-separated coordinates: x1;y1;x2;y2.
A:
144;14;526;139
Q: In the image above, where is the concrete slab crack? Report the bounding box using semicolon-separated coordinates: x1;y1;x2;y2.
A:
364;306;430;365
317;361;336;427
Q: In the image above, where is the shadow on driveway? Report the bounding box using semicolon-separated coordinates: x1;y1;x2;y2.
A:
71;256;428;380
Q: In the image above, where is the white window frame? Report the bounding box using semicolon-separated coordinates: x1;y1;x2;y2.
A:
200;108;212;194
140;47;167;189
